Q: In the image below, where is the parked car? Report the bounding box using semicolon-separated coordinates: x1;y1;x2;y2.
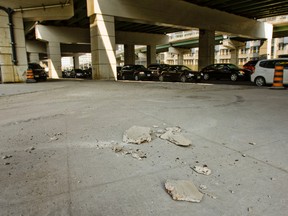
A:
251;58;288;86
74;69;86;78
200;63;251;81
83;68;92;79
28;63;47;81
159;65;202;82
243;60;259;73
120;64;152;81
147;63;169;79
62;69;75;78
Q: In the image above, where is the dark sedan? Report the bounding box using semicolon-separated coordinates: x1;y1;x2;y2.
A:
200;63;251;81
120;64;152;81
147;63;169;79
159;65;202;82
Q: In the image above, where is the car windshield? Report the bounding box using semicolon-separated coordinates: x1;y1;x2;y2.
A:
226;64;240;70
180;66;191;70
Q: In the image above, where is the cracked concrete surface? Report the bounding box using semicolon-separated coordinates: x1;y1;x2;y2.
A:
0;80;288;216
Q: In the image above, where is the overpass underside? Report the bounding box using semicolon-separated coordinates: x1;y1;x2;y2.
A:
0;0;274;82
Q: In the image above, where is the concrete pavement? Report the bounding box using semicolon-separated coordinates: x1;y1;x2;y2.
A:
0;80;287;215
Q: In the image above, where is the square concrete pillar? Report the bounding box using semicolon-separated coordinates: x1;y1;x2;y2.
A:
230;49;238;65
73;53;80;69
198;29;215;71
147;45;156;66
90;14;116;80
47;42;62;78
0;11;28;83
124;44;135;65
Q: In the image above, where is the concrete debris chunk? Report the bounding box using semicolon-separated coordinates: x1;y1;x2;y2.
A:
165;126;181;133
25;146;35;153
249;142;256;145
199;184;207;190
2;155;12;160
191;165;212;175
112;145;147;160
111;144;124;153
50;136;59;141
123;126;152;144
131;151;147;160
203;192;217;199
165;179;203;203
160;131;191;147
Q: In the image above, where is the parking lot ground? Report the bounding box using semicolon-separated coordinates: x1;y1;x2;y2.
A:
0;80;288;216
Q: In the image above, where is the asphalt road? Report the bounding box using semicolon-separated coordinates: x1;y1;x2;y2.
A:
0;79;287;216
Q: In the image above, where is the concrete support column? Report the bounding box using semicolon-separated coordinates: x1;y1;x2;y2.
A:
0;11;28;83
90;14;116;80
259;39;272;60
47;42;61;78
230;49;239;65
178;53;184;65
73;53;80;69
147;45;156;66
124;44;135;65
198;29;215;71
273;38;278;59
29;53;40;63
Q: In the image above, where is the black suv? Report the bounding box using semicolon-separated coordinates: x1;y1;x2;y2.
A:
28;63;47;81
120;65;152;81
147;63;169;79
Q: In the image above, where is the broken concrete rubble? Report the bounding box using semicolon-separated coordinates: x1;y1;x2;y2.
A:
2;155;12;160
160;131;191;147
123;126;152;144
191;165;212;175
165;179;203;203
199;184;207;190
112;144;147;160
165;126;181;133
25;146;35;153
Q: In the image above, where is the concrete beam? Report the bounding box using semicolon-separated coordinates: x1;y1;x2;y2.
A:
26;40;46;53
61;44;91;54
87;0;273;39
35;24;90;43
116;31;169;45
14;1;74;22
169;47;190;54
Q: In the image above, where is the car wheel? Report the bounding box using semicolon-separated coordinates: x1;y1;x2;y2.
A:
159;75;165;82
255;76;266;87
203;73;209;80
231;73;238;81
180;75;187;83
134;75;139;81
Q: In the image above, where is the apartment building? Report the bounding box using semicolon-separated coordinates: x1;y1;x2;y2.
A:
163;15;288;70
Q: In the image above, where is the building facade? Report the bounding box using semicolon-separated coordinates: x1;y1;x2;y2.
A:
163;15;288;70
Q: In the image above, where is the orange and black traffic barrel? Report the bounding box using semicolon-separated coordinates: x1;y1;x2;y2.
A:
26;69;36;83
270;63;286;89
